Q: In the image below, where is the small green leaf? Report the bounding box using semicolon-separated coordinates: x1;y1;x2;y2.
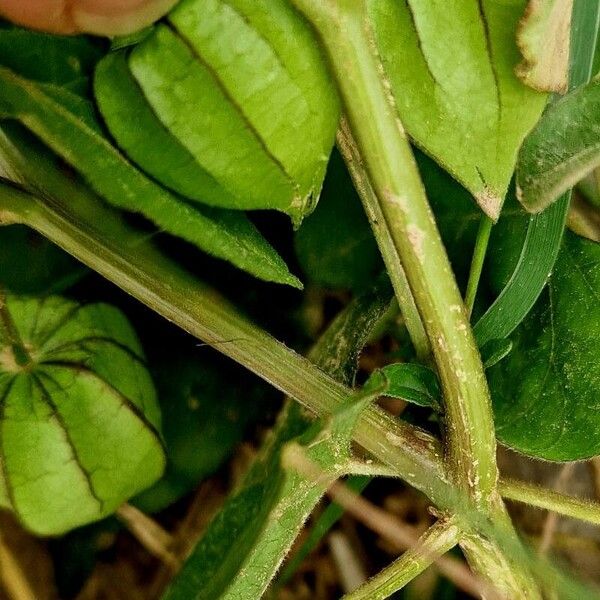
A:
0;75;301;288
474;192;570;347
489;232;600;461
370;0;548;219
107;0;340;224
294;150;382;290
0;296;165;535
368;363;441;411
515;0;573;93
517;78;600;213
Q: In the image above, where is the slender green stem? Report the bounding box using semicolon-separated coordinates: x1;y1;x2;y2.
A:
337;120;430;360
343;518;483;600
0;285;30;367
500;479;600;527
465;216;493;317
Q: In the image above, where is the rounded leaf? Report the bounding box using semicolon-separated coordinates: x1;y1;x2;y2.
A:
0;296;165;535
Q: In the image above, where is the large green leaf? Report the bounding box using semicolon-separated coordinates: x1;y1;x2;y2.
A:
489;232;600;460
517;78;600;213
0;74;301;288
100;0;340;224
0;296;165;535
163;279;393;600
369;0;548;218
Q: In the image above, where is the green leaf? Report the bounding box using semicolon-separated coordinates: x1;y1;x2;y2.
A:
515;0;573;93
0;27;104;94
369;0;548;219
294;150;382;290
0;296;165;535
367;363;441;411
163;279;392;600
134;353;272;514
0;76;301;288
489;232;600;460
0;225;86;295
474;193;570;347
104;0;340;224
480;338;513;369
474;1;600;344
517;78;600;213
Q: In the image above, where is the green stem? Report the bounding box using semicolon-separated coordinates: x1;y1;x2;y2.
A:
288;2;541;596
343;519;463;600
465;216;493;317
337;120;430;360
290;0;497;509
0;285;30;367
500;479;600;527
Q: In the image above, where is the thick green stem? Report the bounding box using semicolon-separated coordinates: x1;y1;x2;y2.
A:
343;518;466;600
288;1;541;596
290;0;496;509
465;216;493;317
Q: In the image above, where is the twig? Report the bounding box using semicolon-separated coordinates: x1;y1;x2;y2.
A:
328;531;368;593
116;504;180;569
538;464;577;554
324;479;498;599
0;530;37;600
465;215;494;317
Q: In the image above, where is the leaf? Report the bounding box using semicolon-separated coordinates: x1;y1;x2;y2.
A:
369;0;548;219
517;78;600;213
0;296;165;535
515;0;573;93
134;352;273;514
0;225;86;295
102;0;340;224
0;74;302;288
480;338;513;369
489;232;600;460
367;363;441;411
474;2;599;344
473;192;570;347
163;279;393;600
294;150;382;290
0;27;104;94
